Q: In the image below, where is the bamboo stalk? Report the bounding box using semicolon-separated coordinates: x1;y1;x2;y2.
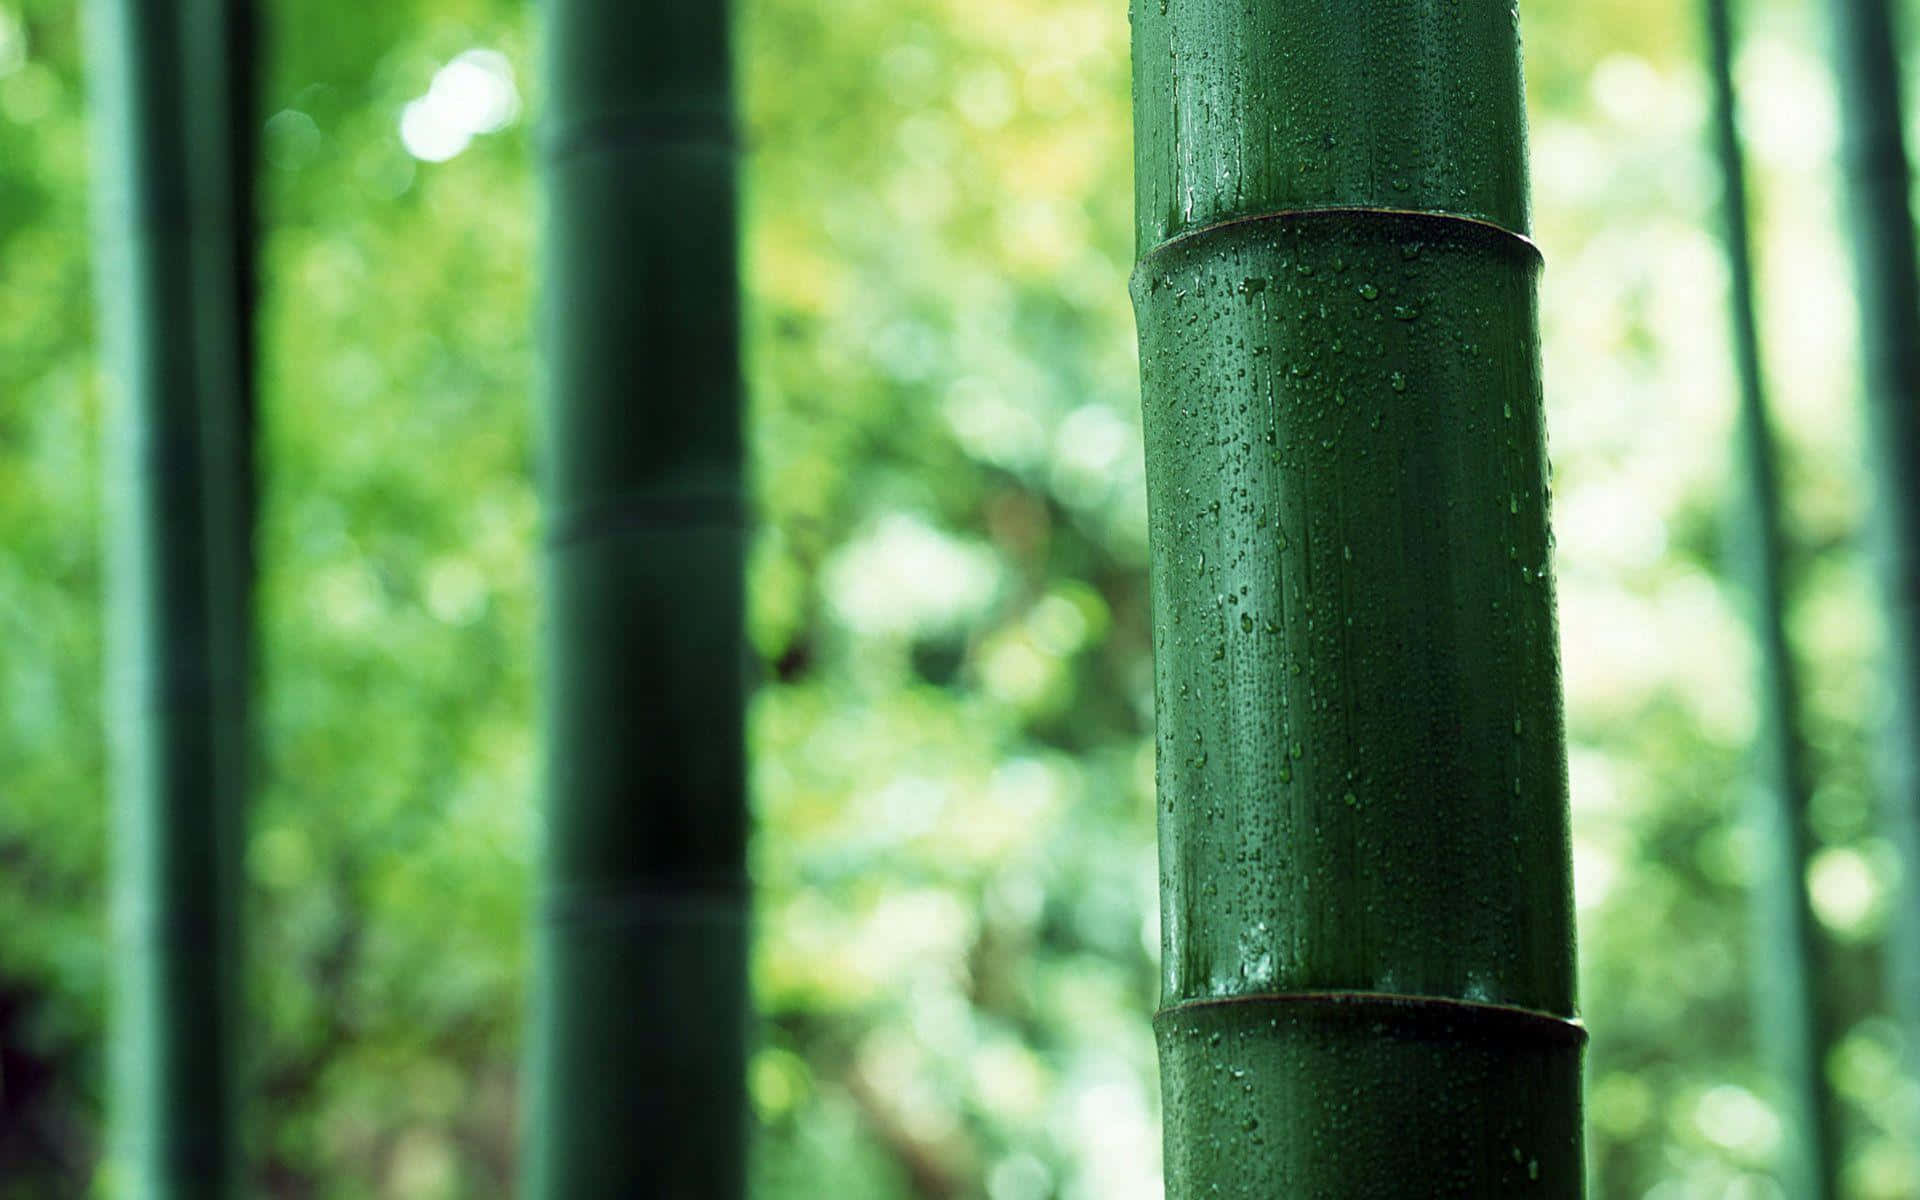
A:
1129;2;1584;1192
1702;1;1838;1193
522;3;750;1195
84;0;257;1192
1826;0;1920;1074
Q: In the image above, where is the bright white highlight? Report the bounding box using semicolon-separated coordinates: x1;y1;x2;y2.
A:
824;513;1001;637
1808;845;1883;936
400;49;520;163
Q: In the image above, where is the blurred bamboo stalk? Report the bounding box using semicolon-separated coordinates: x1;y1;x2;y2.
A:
1702;0;1839;1194
83;0;258;1193
522;2;750;1195
1826;0;1920;1087
1128;1;1583;1193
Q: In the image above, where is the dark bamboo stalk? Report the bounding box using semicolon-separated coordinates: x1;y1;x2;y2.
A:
1129;2;1584;1193
1826;0;1920;1068
1703;2;1839;1193
84;0;257;1192
522;3;749;1195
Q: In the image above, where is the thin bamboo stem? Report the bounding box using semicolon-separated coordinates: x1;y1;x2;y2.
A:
1702;2;1838;1193
1826;0;1920;1076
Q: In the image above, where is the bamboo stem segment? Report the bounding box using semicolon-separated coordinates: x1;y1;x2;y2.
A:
523;4;750;1195
85;0;257;1193
1130;3;1583;1193
1826;0;1920;1075
1702;0;1839;1193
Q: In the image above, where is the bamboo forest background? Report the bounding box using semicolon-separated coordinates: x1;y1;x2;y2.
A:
0;0;1907;1195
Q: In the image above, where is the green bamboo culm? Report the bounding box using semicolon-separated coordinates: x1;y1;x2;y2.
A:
1826;0;1920;1059
1702;1;1839;1194
1129;3;1584;1193
84;0;258;1193
522;2;749;1196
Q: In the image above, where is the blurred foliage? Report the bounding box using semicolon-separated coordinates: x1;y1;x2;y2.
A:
0;0;1917;1195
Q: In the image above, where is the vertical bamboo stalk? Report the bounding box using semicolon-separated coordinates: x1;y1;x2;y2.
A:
523;3;749;1195
1826;0;1920;1068
1702;2;1838;1194
1129;2;1584;1193
85;0;256;1193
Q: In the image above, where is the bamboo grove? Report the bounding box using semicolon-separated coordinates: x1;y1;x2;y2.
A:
57;0;1920;1193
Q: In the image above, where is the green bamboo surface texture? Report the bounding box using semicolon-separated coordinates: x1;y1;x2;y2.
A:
1703;1;1837;1194
84;0;256;1193
1130;1;1583;1194
1826;0;1920;1060
523;3;749;1196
